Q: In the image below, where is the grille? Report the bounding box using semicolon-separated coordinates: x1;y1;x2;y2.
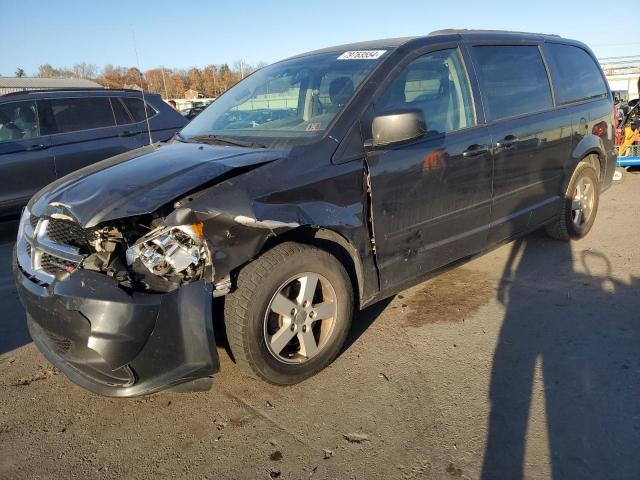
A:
29;214;40;229
41;252;75;275
17;210;86;284
42;328;72;355
46;218;94;249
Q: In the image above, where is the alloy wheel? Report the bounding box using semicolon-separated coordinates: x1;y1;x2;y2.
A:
571;176;595;227
263;272;337;364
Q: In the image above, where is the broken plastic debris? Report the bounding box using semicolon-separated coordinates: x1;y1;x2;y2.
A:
343;432;370;443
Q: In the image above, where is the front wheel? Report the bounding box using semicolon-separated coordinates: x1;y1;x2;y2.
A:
545;161;600;241
224;242;353;385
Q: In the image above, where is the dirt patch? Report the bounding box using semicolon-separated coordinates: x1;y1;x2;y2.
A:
400;268;494;327
11;367;60;386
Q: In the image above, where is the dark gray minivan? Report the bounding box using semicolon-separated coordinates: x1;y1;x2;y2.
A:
0;89;187;218
14;30;616;396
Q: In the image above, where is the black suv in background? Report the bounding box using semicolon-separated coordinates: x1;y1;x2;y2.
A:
0;89;187;218
181;105;207;121
15;30;615;396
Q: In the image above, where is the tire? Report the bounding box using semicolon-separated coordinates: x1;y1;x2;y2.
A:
545;161;600;241
224;242;354;385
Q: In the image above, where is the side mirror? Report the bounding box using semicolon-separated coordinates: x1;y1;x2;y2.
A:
370;108;427;148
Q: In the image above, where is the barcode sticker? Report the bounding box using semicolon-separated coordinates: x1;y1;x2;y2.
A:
337;50;387;60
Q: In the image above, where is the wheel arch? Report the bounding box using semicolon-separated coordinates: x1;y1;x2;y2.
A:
570;135;607;184
258;226;367;309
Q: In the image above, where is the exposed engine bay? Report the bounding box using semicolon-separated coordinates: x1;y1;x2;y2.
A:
74;213;211;293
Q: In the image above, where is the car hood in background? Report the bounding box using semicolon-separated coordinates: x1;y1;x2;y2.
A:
29;142;284;227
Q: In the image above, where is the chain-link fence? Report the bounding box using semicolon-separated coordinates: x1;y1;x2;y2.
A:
617;145;640;167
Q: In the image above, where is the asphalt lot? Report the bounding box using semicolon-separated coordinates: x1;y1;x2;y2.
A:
1;175;639;480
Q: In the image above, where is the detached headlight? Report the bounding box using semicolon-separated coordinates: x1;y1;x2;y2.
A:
126;223;208;279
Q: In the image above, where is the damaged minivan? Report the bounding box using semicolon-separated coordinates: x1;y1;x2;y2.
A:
14;30;616;396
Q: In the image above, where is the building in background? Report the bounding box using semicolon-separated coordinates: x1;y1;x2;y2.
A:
0;77;103;95
600;55;640;101
184;89;204;100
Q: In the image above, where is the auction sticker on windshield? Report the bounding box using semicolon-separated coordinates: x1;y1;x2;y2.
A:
337;50;387;60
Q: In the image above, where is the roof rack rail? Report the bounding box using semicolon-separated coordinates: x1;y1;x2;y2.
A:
2;87;150;97
428;29;560;38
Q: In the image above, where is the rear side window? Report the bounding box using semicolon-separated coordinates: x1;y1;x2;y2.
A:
49;97;116;133
122;98;155;123
544;43;608;104
111;98;132;125
0;100;39;142
472;45;553;121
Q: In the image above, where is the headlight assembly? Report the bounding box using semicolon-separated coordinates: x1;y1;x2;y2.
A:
126;223;209;281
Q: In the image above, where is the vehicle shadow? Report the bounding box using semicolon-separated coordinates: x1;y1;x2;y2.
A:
0;219;31;356
343;297;393;352
482;232;640;479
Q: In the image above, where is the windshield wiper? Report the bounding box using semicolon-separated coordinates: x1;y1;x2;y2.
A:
172;132;188;142
186;134;266;149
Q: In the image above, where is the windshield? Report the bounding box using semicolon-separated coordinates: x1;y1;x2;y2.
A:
180;50;388;145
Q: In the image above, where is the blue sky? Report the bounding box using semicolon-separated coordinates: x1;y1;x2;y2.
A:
1;0;638;76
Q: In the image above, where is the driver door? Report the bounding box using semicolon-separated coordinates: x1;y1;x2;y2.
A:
364;46;493;292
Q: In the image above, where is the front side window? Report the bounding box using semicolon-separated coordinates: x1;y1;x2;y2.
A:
0;101;39;142
544;43;608;104
375;48;476;136
472;45;553;121
49;97;115;133
181;50;388;145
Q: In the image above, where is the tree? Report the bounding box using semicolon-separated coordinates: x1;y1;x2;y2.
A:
15;68;25;77
167;73;186;98
202;65;218;97
187;67;204;93
25;59;255;97
145;68;168;97
72;63;98;79
37;64;58;77
124;67;146;89
218;64;240;92
98;64;127;89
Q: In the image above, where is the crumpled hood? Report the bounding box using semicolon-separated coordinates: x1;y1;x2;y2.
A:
29;141;284;227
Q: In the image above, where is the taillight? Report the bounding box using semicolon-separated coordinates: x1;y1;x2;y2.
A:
592;121;607;137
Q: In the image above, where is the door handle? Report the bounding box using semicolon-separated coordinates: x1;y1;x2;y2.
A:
463;144;489;158
118;130;137;137
26;144;47;151
496;135;518;149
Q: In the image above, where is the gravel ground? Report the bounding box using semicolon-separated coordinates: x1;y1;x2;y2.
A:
1;174;638;480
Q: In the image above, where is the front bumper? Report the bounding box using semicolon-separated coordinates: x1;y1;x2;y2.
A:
13;252;219;397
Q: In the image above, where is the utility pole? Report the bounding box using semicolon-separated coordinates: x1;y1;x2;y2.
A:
161;67;169;99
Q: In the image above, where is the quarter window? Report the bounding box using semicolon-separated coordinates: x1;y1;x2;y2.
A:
49;97;116;133
0;101;39;142
472;45;553;121
544;43;608;104
122;98;155;123
376;48;476;136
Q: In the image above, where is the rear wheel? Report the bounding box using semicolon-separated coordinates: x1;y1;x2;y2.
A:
545;161;600;241
224;242;353;385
